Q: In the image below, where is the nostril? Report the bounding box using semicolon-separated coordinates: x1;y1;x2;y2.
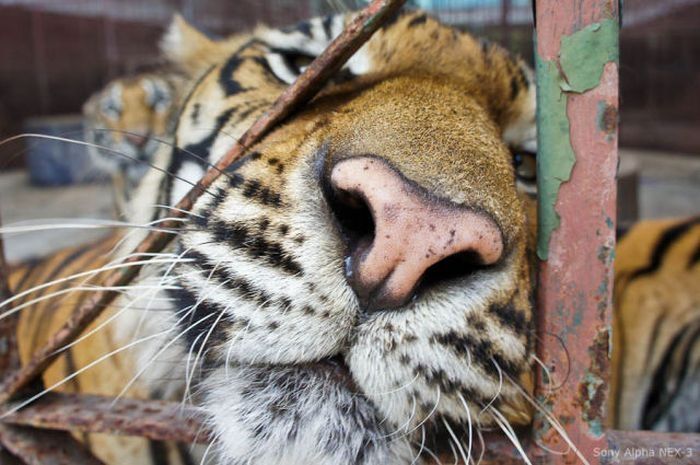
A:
327;186;376;251
417;249;488;294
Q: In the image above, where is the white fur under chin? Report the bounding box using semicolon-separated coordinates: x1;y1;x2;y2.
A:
203;365;415;465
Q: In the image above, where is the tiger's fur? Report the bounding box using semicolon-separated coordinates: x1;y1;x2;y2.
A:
8;9;699;465
611;218;700;432
9;237;196;465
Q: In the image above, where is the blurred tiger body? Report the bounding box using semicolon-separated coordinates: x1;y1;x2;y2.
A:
612;218;700;432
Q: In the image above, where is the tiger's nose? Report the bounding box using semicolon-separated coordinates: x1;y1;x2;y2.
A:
329;156;503;311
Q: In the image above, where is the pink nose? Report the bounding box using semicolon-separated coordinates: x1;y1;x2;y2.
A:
330;157;504;311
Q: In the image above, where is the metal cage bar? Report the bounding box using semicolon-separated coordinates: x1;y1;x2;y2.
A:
532;0;619;461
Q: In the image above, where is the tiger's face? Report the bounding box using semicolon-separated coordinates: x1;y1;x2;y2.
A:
83;74;179;181
145;11;538;464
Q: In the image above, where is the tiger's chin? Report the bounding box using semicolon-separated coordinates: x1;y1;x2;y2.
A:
202;359;415;465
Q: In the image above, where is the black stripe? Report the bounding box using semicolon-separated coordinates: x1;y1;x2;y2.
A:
180;108;236;167
642;322;700;429
219;55;249;96
176;443;196;465
11;258;42;297
629;217;700;280
642;311;666;368
488;302;529;334
148;440;170;465
295;20;313;38
322;15;334;40
166;285;231;355
688;241;700;269
32;244;93;302
412;363;490;405
267;50;302;80
209;219;302;275
182;250;274;308
252;56;288;85
408;13;428;27
431;331;521;379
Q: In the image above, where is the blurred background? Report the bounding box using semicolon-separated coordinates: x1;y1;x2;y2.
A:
1;0;699;261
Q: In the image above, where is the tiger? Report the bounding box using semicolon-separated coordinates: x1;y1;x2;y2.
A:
82;69;185;205
82;14;248;214
6;9;699;465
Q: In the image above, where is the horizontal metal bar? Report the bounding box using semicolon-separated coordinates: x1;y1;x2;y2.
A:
0;424;105;465
1;393;212;444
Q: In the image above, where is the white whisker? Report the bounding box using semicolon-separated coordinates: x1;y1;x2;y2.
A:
1;328;177;419
0;284;181;323
457;393;474;465
111;309;218;405
488;406;532;465
0;258;191;313
504;375;587;462
442;417;469;465
478;358;503;417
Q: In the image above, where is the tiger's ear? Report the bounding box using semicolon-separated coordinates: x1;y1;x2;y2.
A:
160;14;218;76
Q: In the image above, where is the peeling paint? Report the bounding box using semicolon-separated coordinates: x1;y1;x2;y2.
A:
536;20;620;260
559;20;619;93
535;54;575;259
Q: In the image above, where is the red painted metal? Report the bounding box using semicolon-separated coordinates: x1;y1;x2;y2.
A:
2;393;211;444
533;0;619;464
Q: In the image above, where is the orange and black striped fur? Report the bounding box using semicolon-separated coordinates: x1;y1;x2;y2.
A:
9;237;197;465
611;217;700;432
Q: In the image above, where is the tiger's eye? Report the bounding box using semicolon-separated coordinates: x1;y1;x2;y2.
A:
513;151;536;182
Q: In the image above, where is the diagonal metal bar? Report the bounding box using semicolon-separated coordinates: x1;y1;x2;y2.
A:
0;0;407;404
0;424;105;465
1;393;211;444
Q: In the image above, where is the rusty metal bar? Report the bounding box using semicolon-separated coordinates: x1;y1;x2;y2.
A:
2;393;211;444
0;424;105;465
533;0;619;463
0;0;407;404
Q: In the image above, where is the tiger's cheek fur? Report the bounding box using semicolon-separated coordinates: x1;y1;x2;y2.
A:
176;123;361;366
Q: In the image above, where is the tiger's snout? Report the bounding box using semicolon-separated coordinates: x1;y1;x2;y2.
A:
328;156;504;312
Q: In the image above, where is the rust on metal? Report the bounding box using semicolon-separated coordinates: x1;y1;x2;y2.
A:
2;393;211;444
533;0;619;463
0;424;105;465
0;0;407;404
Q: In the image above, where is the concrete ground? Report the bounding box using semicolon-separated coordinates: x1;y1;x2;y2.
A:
1;148;699;263
1;171;115;263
